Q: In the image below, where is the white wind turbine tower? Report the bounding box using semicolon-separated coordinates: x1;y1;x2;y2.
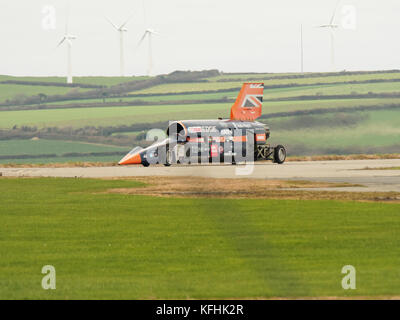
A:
300;24;304;73
138;0;160;76
57;9;76;84
137;29;160;76
105;14;134;77
318;0;341;72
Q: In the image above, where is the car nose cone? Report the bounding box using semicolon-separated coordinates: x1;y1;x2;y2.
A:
118;152;142;165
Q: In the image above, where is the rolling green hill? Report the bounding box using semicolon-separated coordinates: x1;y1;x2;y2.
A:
134;72;400;94
0;70;399;163
0;84;90;103
0;75;149;86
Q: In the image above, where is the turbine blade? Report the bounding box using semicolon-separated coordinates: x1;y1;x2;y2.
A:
330;0;341;25
65;0;70;34
136;31;148;48
105;16;118;30
120;12;135;28
57;37;66;47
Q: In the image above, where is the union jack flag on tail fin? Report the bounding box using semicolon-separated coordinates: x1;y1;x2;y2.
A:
230;83;264;121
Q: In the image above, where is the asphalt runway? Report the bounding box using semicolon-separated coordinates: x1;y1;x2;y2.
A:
1;159;400;192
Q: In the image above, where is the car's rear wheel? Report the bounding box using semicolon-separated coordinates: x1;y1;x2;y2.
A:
273;145;286;164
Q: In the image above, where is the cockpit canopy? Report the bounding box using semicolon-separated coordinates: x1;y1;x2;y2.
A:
166;121;187;142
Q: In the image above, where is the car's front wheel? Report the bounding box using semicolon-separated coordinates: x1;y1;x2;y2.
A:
164;149;174;167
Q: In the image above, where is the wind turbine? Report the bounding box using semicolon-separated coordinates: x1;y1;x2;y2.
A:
105;13;134;77
57;8;76;84
317;0;341;72
137;28;160;76
300;24;304;73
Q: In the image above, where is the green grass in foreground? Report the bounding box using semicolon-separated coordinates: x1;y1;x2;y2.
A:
0;177;399;299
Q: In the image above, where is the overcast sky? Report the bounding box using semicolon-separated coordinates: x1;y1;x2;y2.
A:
1;0;399;76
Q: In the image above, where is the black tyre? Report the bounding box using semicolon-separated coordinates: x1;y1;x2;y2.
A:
142;162;150;167
273;145;286;164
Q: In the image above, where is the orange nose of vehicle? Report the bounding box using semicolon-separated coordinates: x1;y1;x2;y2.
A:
118;153;142;165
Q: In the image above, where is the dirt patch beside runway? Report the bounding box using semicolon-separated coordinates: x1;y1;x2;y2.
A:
104;176;400;203
361;166;400;170
287;153;400;162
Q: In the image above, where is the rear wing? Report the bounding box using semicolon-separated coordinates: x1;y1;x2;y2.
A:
230;83;264;121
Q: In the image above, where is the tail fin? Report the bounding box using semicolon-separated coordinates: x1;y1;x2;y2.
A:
230;83;264;121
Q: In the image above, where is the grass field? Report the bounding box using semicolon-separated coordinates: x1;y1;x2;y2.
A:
12;91;236;108
33;82;400;107
0;75;149;87
111;131;144;137
0;139;127;156
0;140;129;164
134;72;400;94
2;98;400;129
264;82;400;99
0;75;151;104
0;177;399;299
0;103;231;128
267;109;400;152
205;71;400;82
0;84;89;103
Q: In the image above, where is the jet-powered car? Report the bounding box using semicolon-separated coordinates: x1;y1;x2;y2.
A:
119;83;286;167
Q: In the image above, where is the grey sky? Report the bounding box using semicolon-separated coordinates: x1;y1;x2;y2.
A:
1;0;399;76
